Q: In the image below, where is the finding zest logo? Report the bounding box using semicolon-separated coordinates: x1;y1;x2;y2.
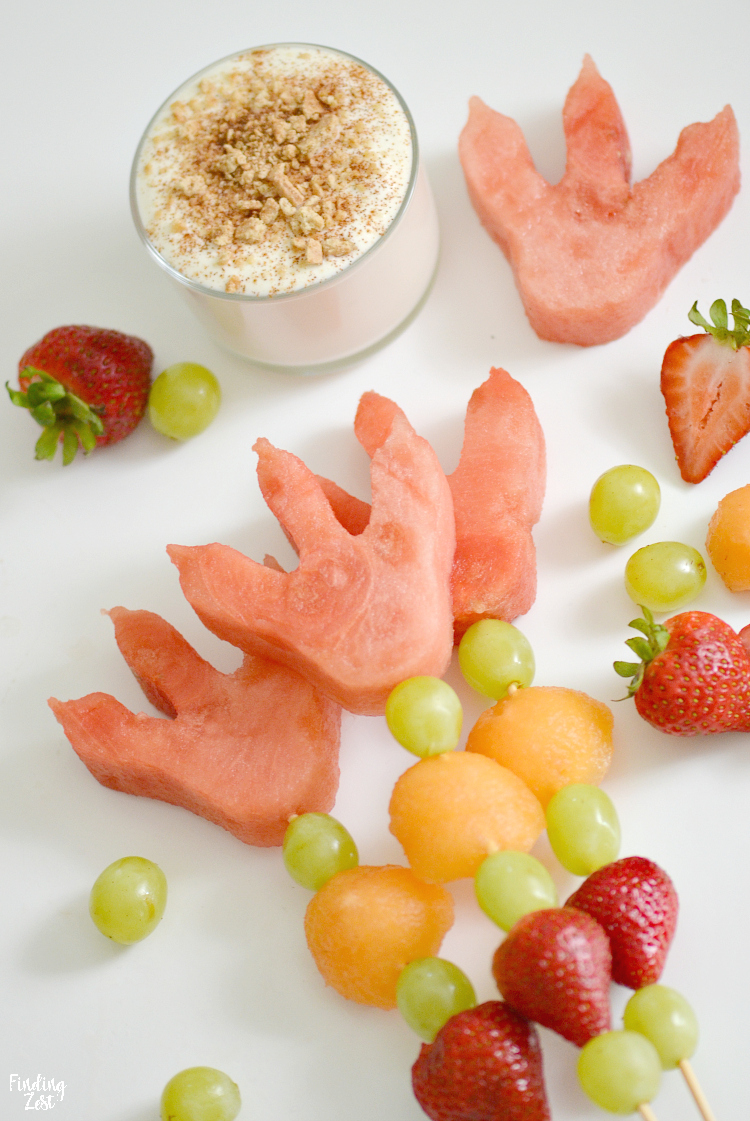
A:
9;1075;66;1110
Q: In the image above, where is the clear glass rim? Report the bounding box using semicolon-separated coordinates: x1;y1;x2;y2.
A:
129;42;420;303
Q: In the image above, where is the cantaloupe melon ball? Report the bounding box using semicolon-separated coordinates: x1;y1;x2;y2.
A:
706;484;750;591
465;685;613;808
388;751;545;883
303;864;453;1009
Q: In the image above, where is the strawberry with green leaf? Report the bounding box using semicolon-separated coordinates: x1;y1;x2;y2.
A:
661;298;750;483
615;606;750;735
7;325;153;465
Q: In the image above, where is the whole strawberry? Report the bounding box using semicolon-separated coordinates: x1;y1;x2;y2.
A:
491;907;611;1048
411;1001;550;1121
615;606;750;735
566;856;678;989
661;298;750;483
7;325;153;464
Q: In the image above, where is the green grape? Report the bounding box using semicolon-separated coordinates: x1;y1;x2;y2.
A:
396;957;476;1042
577;1030;662;1114
282;813;358;891
624;541;707;613
474;851;557;931
89;856;167;944
589;465;661;546
457;619;535;700
545;783;620;876
385;676;462;757
623;985;699;1069
160;1067;241;1121
149;362;221;440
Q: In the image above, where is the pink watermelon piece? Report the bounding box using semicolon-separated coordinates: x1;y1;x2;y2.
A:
49;607;341;846
168;410;455;716
459;55;741;346
316;371;545;640
447;368;545;637
313;475;371;539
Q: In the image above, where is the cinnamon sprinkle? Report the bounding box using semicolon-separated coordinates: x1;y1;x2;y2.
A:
138;47;412;295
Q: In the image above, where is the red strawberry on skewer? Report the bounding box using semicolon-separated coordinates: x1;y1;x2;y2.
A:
615;606;750;735
6;325;153;464
661;298;750;483
411;1001;550;1121
566;856;678;989
491;907;612;1047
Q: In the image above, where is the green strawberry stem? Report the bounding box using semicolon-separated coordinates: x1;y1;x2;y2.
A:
687;298;750;349
6;367;105;464
614;606;670;696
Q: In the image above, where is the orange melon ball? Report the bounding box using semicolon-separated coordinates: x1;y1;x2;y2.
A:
706;485;750;591
388;751;545;883
465;685;613;807
303;864;453;1009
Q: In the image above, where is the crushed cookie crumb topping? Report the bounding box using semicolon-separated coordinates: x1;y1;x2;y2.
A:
137;46;413;296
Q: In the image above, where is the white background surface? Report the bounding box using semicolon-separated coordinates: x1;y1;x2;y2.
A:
2;1;749;1118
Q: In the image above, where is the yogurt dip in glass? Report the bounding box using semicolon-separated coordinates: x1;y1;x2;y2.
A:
131;44;439;372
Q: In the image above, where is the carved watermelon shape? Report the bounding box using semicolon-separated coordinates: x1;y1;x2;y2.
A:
316;370;545;640
49;607;341;846
447;368;545;636
459;55;740;346
169;409;455;715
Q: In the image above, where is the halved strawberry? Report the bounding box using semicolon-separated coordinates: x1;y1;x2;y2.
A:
661;299;750;483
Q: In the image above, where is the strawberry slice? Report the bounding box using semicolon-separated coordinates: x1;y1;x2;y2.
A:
661;299;750;483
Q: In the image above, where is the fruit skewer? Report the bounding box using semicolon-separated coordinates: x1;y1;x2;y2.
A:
624;985;717;1121
679;1061;717;1121
578;1030;663;1118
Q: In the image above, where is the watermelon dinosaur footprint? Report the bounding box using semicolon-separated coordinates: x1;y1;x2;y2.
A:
459;55;740;345
315;369;546;641
169;406;455;715
49;607;341;846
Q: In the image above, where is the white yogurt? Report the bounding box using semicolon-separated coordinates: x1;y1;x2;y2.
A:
131;44;440;371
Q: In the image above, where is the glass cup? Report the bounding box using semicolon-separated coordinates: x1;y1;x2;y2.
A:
130;44;440;373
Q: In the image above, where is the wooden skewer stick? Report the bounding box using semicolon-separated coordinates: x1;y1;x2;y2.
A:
679;1059;718;1121
638;1103;659;1121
